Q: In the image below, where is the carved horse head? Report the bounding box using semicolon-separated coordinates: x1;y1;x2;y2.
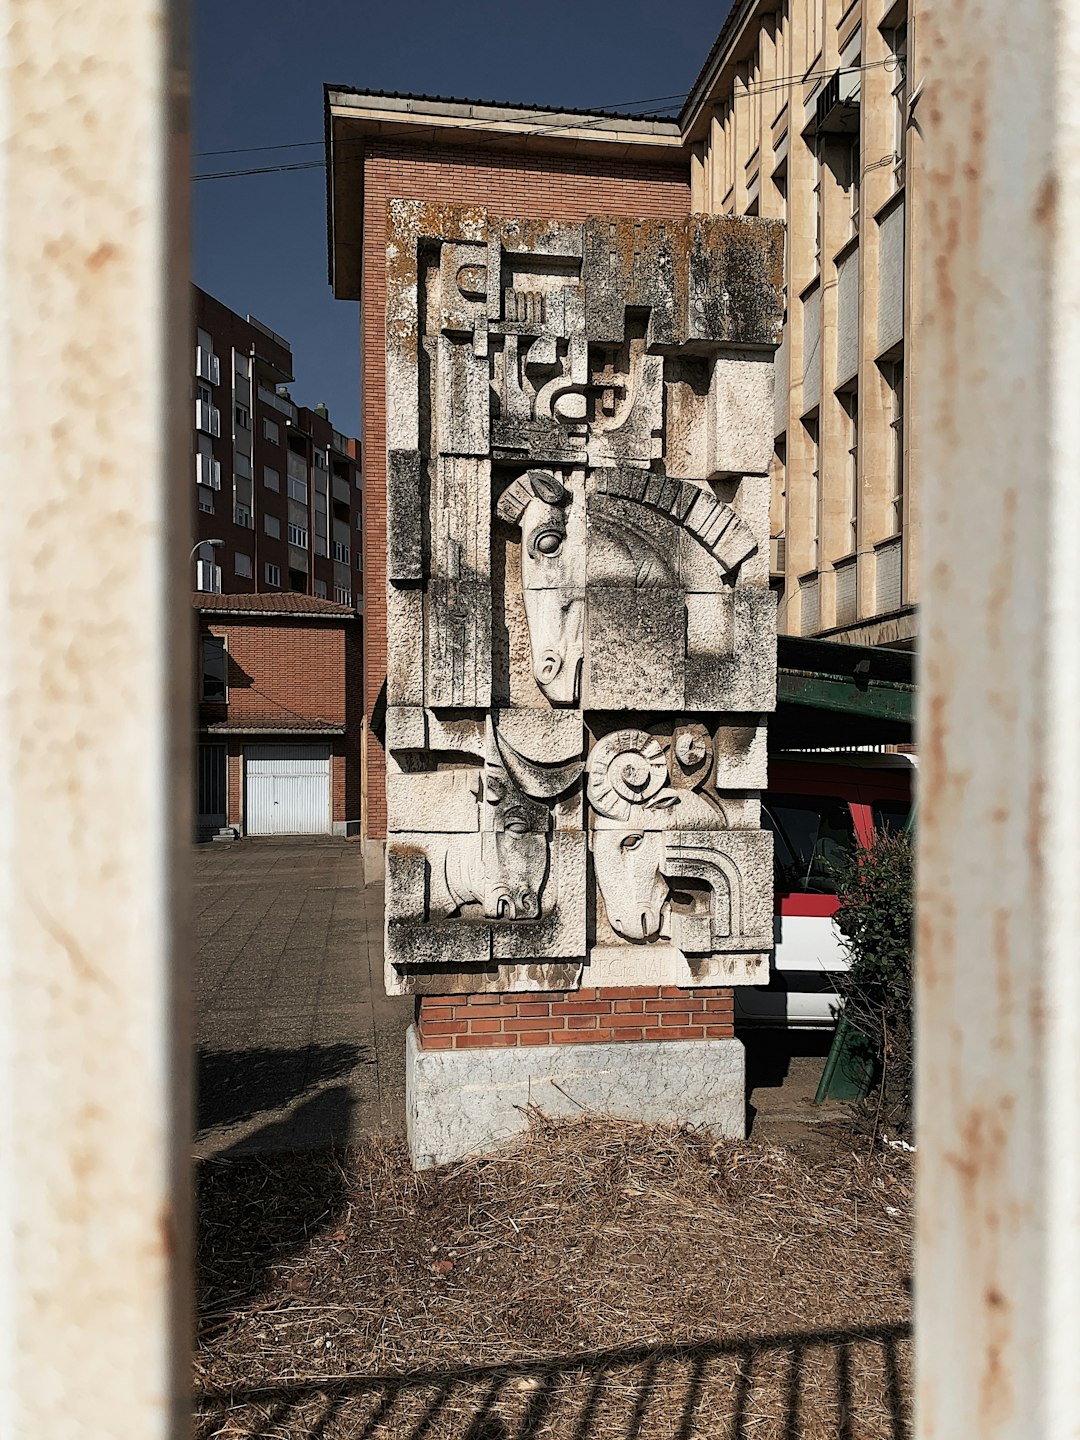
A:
587;728;726;944
497;470;585;706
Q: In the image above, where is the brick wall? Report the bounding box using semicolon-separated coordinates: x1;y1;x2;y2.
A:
361;139;690;838
207;617;347;727
415;986;735;1050
197;613;363;828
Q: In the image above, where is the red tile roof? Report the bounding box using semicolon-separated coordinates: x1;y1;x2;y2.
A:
192;592;356;618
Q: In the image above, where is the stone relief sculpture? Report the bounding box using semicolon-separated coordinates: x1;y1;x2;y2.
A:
384;203;783;995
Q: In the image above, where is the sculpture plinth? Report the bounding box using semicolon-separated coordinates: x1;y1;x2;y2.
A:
383;203;783;1161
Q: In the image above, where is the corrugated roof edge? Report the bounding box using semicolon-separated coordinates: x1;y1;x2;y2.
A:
324;83;681;126
192;592;358;618
679;0;752;132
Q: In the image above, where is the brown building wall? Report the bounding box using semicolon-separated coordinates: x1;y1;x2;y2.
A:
198;612;363;829
206;617;348;728
360;140;691;838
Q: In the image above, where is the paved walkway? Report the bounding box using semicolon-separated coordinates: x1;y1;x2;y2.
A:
194;839;839;1158
193;839;409;1157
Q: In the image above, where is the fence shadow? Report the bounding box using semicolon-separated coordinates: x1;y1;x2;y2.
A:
193;1320;911;1440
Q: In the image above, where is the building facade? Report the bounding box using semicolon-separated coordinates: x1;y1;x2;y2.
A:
195;592;363;838
682;0;921;648
192;287;363;609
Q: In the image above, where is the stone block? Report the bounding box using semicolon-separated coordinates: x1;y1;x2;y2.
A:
387;449;424;582
386;584;424;707
406;1026;746;1168
425;580;492;709
707;352;775;477
585;588;685;710
685;587;777;713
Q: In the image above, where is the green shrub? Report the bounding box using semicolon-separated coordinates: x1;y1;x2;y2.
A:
832;832;914;1136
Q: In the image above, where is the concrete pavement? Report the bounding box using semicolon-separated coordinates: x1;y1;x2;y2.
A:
193;839;410;1157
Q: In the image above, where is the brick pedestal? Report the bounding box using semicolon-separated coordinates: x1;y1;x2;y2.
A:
407;986;743;1168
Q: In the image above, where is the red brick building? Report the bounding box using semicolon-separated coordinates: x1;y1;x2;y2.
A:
324;91;690;844
193;287;363;608
195;593;363;838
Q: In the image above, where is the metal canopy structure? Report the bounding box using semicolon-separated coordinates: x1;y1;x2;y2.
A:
770;635;915;751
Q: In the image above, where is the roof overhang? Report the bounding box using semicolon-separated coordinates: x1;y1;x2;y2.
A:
325;87;684;300
771;635;916;751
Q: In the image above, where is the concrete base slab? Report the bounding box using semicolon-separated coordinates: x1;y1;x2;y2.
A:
405;1025;745;1169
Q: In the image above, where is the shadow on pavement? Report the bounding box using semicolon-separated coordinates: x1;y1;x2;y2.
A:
197;1043;371;1135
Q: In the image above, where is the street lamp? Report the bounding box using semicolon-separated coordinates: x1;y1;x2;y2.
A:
191;538;223;593
189;538;223;565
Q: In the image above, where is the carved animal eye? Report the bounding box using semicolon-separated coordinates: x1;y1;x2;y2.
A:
529;527;564;558
620;833;644;852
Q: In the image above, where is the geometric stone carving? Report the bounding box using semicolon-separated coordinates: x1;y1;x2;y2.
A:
385;202;783;995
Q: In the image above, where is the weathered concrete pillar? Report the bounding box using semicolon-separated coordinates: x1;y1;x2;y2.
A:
916;1;1080;1434
0;3;192;1435
378;203;783;1166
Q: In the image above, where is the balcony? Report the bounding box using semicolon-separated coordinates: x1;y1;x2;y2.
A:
195;345;220;386
257;384;298;422
195;399;220;437
815;68;860;135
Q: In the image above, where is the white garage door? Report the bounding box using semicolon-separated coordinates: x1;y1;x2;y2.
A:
244;744;331;836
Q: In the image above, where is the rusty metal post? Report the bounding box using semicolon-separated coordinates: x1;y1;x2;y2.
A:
916;2;1080;1436
0;3;192;1437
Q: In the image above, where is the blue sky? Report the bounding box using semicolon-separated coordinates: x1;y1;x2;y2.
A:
193;0;729;436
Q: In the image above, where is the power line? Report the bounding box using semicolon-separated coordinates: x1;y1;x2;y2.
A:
192;60;901;183
192;90;693;159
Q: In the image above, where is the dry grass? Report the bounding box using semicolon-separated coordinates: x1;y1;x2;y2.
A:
193;1114;912;1438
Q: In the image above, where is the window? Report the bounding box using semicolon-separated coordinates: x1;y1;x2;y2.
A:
234;451;252;481
195;339;219;386
873;798;912;836
195;559;222;595
843;389;858;551
334;586;352;607
847;136;861;237
355;511;362;531
265;562;281;587
264;513;280;539
262;417;280;444
803;414;820;568
197;489;214;514
812;154;822;273
314;534;328;558
200;636;227;702
234;552;252;579
234;503;252;529
287;475;308;503
235;404;251;430
886;362;904;535
233;351;251;380
262;465;280;491
890;25;908;189
313;578;328;599
288;523;309;549
313;448;327;470
762;795;855;895
356;550;363;572
195;390;220;437
195;443;220;490
333;540;350;565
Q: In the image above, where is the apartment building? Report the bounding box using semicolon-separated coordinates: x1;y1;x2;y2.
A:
192;287;363;609
682;0;920;646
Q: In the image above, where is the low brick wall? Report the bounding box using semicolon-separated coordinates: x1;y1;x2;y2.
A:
415;986;735;1050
